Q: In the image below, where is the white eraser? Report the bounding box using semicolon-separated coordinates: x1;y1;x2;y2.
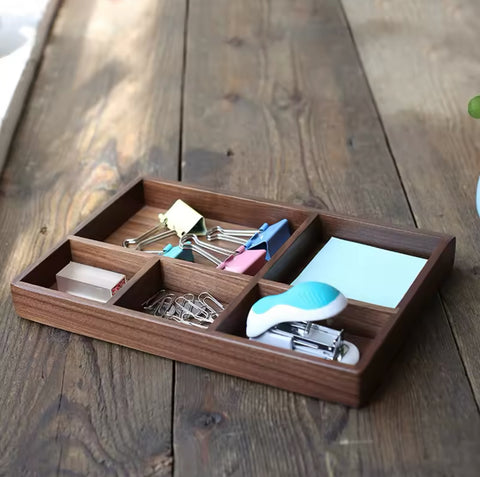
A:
56;262;127;303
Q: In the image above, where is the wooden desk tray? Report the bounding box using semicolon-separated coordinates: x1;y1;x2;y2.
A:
11;177;455;407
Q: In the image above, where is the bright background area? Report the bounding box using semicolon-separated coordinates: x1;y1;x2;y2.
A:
0;0;58;171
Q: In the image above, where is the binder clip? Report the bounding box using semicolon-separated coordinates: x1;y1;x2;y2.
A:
143;243;194;262
123;200;206;249
179;234;266;275
158;199;207;237
206;219;291;260
246;282;360;365
245;219;290;260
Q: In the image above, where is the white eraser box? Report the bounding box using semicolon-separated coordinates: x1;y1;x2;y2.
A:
56;262;126;303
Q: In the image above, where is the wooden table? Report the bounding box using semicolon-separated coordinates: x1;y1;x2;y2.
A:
1;1;479;475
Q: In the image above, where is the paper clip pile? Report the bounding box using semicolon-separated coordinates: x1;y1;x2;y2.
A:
142;289;224;329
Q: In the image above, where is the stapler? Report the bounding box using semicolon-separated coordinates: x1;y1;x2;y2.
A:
246;282;360;365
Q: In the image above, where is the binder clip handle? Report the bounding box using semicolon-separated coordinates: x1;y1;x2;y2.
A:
179;234;223;265
206;224;267;245
180;234;266;275
123;224;165;248
135;229;176;250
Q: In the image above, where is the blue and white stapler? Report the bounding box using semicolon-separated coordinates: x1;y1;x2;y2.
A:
246;282;360;365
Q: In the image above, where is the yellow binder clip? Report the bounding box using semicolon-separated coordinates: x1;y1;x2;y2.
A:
158;199;206;237
123;200;206;249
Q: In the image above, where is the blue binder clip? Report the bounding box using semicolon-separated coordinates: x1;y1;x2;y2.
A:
244;219;290;260
206;219;290;260
144;243;194;262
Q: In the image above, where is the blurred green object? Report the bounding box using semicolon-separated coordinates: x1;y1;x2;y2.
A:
468;96;480;118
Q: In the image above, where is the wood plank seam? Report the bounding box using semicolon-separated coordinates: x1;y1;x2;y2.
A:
338;0;418;224
55;358;68;477
172;1;190;473
178;0;190;183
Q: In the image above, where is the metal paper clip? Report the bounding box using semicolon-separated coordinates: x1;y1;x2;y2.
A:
198;291;224;317
142;289;167;311
142;288;225;329
175;295;214;323
154;294;177;317
158;199;207;237
179;234;266;275
178;316;209;329
142;290;178;318
206;220;290;260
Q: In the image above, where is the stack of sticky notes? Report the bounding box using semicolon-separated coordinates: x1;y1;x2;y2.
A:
292;238;427;308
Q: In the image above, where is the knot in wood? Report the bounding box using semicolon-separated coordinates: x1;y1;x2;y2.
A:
226;36;243;47
194;411;223;429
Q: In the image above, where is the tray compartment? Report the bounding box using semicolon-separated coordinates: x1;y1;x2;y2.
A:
263;213;448;298
18;236;152;291
11;276;364;406
214;280;395;367
112;257;251;330
73;178;313;267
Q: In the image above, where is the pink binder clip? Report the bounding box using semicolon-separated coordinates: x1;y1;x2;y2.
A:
217;245;266;275
179;234;266;276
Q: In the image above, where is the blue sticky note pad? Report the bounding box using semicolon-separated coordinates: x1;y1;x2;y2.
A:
291;238;427;308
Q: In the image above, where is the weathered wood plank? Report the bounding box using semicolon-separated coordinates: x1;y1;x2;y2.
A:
341;0;480;405
0;0;185;473
178;0;480;475
182;0;410;223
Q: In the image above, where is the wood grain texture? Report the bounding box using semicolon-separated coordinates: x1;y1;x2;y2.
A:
0;0;186;473
182;0;411;223
341;0;480;407
178;0;480;475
